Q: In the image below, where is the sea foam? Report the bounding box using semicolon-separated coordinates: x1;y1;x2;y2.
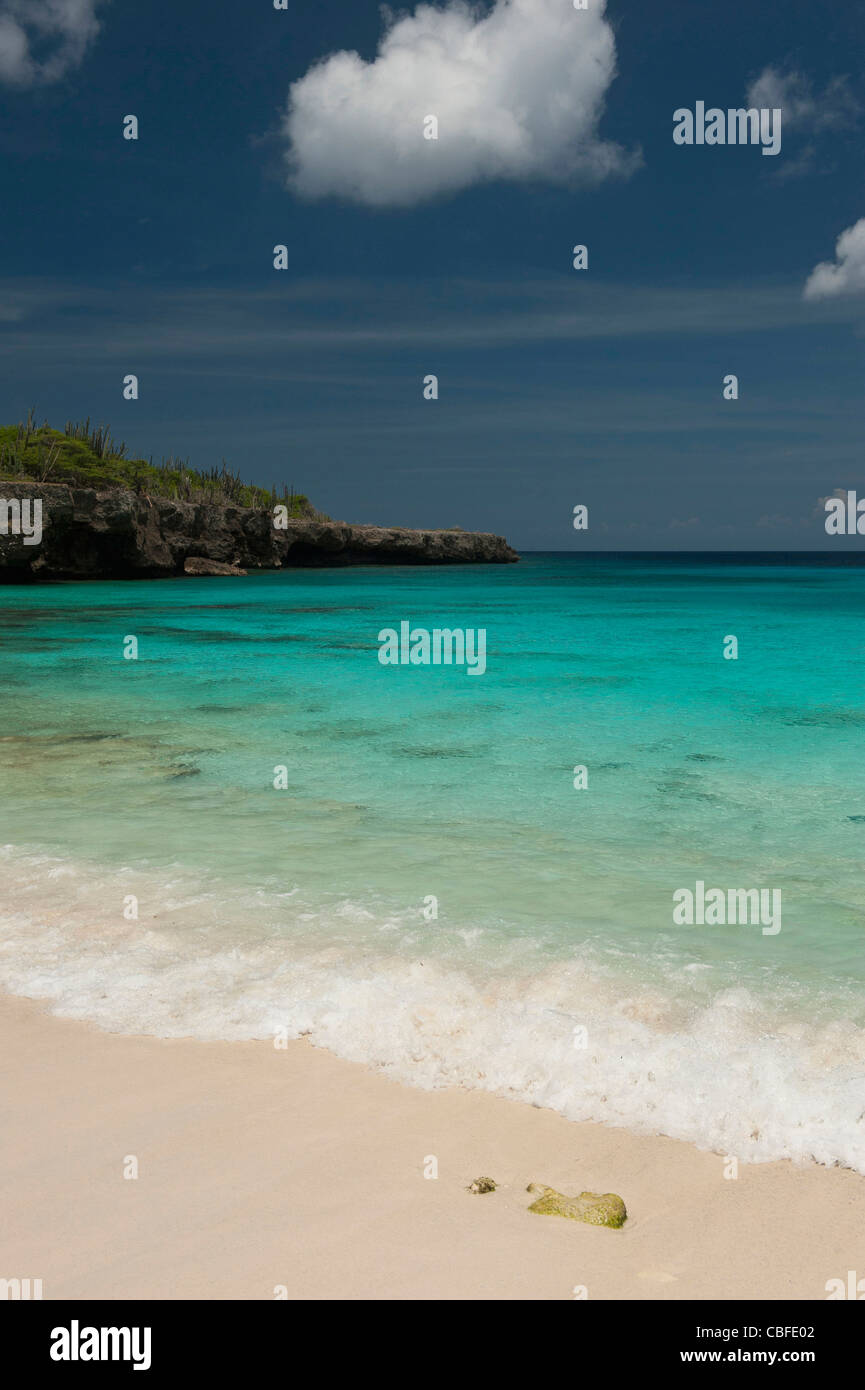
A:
1;844;864;1174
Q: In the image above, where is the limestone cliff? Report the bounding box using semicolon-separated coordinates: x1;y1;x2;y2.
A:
0;483;519;580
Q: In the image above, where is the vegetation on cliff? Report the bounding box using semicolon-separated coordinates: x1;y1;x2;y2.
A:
0;411;311;513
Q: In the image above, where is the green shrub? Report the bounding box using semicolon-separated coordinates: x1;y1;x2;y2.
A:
0;412;310;513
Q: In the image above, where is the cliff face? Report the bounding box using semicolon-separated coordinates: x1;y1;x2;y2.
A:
0;483;518;580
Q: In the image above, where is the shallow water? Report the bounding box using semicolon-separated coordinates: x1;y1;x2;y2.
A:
1;554;864;1169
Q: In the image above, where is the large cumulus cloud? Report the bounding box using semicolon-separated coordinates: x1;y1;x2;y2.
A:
281;0;638;207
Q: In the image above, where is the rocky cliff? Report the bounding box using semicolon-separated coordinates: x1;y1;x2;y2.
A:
0;482;519;580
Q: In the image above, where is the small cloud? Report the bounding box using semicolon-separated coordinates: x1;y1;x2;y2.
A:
814;489;847;517
281;0;639;207
746;67;859;180
804;220;865;300
0;0;106;88
773;142;817;182
746;66;859;133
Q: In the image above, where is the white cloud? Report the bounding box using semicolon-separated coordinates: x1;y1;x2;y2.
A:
815;489;847;517
746;66;859;133
804;219;865;300
281;0;638;207
744;67;860;180
0;0;104;87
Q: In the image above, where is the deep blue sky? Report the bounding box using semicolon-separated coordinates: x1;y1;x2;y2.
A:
0;0;863;548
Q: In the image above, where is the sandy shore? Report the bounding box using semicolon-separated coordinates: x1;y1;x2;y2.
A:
1;991;862;1301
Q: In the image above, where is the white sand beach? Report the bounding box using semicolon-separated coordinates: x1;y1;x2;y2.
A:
2;992;862;1301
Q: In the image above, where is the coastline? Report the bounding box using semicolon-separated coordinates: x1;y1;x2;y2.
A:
0;480;519;580
2;991;862;1301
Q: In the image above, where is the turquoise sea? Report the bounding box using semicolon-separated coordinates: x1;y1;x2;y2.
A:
1;554;864;1169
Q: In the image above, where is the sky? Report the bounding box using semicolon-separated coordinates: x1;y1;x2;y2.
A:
0;0;863;550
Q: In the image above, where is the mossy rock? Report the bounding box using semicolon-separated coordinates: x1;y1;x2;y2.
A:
526;1183;626;1228
467;1176;497;1194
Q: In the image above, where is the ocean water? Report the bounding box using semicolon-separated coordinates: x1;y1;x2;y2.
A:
1;553;864;1170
